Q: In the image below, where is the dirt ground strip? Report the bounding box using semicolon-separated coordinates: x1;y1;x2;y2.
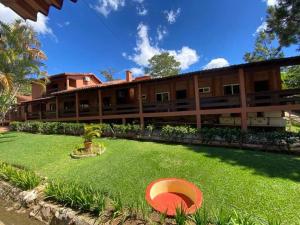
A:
0;127;9;133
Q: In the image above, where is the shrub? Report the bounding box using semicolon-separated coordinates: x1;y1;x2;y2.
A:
112;124;142;137
45;181;106;215
161;125;197;140
0;162;41;190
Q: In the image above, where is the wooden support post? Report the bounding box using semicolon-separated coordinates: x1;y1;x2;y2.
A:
56;96;59;120
75;92;79;122
239;68;248;131
98;89;103;123
39;103;42;120
194;75;201;128
66;77;69;89
24;104;27;121
122;118;126;125
138;84;144;129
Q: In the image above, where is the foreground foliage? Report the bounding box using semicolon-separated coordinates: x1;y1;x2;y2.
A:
0;162;41;190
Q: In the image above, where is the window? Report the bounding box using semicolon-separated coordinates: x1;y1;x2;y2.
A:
176;90;187;99
79;100;89;112
142;94;147;100
199;87;210;93
64;101;75;112
156;92;169;103
49;103;56;112
69;79;76;88
254;80;269;92
103;97;111;107
224;84;240;95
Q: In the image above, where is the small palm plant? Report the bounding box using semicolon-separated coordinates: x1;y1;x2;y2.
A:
83;127;101;152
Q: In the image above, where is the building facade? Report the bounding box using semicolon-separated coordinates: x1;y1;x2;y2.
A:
7;56;300;130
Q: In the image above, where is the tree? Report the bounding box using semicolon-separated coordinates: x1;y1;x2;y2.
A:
266;0;300;49
0;20;48;123
244;31;284;63
146;52;180;78
281;65;300;89
100;68;116;81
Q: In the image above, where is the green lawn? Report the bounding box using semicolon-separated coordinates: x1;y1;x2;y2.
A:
0;132;300;223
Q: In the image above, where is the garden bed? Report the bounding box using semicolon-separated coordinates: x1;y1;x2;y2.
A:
0;132;300;223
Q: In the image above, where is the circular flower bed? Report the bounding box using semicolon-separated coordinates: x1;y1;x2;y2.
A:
70;143;105;159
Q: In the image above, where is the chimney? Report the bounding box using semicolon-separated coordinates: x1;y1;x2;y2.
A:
126;70;133;82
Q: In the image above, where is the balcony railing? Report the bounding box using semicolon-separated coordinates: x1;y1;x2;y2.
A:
27;112;40;120
59;110;76;118
42;111;56;119
79;106;99;117
200;95;240;109
143;99;195;113
103;103;139;115
247;89;300;106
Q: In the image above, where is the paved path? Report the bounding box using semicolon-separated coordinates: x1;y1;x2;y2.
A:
0;127;9;133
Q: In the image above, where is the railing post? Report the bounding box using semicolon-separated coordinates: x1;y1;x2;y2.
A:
193;75;201;128
138;84;144;129
55;96;59;120
98;89;103;123
39;103;42;120
75;92;79;122
24;104;27;121
239;68;248;131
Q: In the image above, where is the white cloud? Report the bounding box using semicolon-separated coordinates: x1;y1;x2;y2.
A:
136;5;148;16
203;58;230;70
0;3;53;36
126;23;199;70
164;8;181;24
58;21;70;28
255;21;267;35
130;67;144;76
127;23;161;67
157;26;167;41
133;0;144;3
263;0;278;6
169;47;199;70
92;0;125;17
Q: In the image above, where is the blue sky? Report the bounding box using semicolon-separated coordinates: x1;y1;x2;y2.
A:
0;0;299;80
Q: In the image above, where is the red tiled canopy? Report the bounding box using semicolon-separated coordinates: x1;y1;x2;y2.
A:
0;0;78;21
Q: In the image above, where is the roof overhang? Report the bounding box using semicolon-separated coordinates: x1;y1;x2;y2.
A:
0;0;78;21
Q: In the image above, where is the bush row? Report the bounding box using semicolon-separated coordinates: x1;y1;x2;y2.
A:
10;121;300;152
0;162;42;190
10;121;84;135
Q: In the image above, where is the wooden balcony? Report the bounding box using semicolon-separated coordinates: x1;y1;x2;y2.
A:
59;110;76;118
143;99;195;113
42;111;56;119
103;103;139;115
27;112;40;120
200;95;240;109
247;89;300;106
79;106;99;117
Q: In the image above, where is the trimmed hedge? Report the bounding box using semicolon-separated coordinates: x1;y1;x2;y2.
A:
10;121;84;135
10;121;300;153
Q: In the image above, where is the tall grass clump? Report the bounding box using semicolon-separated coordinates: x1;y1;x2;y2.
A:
175;206;188;225
45;181;106;215
0;162;41;190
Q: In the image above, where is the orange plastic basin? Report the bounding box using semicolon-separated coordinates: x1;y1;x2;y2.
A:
145;178;203;216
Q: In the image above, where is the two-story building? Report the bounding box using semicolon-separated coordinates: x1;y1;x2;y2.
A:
7;56;300;130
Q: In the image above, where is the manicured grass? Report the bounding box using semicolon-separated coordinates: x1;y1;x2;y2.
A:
0;132;300;223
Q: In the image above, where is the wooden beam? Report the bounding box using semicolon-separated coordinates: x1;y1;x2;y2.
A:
98;89;103;123
75;93;79;122
239;68;248;131
56;96;59;120
193;75;201;128
138;84;144;129
26;0;50;16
